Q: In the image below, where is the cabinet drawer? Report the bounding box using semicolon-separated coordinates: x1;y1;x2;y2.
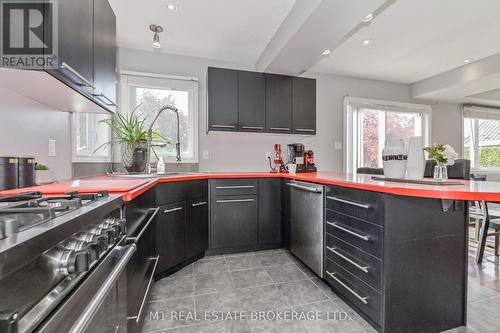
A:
325;233;382;291
325;210;383;259
210;179;258;196
326;186;384;225
156;180;207;205
325;258;382;325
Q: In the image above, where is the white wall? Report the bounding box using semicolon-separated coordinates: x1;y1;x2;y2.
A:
120;47;435;172
430;103;463;155
0;86;72;180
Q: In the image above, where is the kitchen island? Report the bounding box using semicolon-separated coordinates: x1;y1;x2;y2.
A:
2;172;499;333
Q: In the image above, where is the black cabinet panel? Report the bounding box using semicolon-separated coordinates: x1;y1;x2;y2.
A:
238;71;266;132
208;67;238;131
210;195;258;249
258;179;282;245
210;178;258;196
281;179;291;249
292;77;316;134
326;186;384;225
185;199;209;259
93;0;117;112
156;180;207;206
157;202;186;272
266;74;292;133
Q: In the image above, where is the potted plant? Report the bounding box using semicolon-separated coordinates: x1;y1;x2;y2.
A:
424;143;459;180
97;104;171;173
35;163;54;184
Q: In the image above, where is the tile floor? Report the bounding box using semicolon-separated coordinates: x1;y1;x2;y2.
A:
142;248;500;333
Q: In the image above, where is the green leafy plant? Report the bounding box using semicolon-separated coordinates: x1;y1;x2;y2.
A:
424;143;458;166
95;104;171;152
35;163;49;171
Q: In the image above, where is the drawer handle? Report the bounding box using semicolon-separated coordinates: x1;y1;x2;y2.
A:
326;271;369;305
191;201;207;207
327;222;370;242
164;207;183;213
212;124;236;129
241;126;264;130
295;128;315;132
215;185;255;189
326;246;369;273
269;127;291;131
327;196;370;209
216;199;255;203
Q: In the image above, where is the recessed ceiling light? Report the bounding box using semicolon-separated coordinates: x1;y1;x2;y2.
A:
167;3;178;11
322;49;331;55
363;39;373;46
464;58;474;63
362;13;373;23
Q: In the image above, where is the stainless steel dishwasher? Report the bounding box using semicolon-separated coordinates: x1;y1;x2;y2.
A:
287;181;324;277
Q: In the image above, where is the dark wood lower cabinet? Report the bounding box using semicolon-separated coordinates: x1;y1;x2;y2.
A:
157;202;186;273
258;178;282;245
185;199;209;259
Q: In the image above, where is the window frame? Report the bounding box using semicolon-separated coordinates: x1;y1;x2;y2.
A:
462;105;500;172
71;112;112;163
119;71;199;164
343;97;432;173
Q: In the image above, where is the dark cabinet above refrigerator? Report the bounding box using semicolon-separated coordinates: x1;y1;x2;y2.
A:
207;67;316;135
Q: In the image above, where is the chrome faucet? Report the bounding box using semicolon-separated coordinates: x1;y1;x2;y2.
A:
146;104;181;173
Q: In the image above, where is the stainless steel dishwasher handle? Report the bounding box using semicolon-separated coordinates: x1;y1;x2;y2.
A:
326;271;368;304
286;182;323;193
59;62;96;89
69;244;137;333
164;207;183;213
127;207;159;243
327;222;370;241
216;199;255;203
327;196;370;209
326;246;369;273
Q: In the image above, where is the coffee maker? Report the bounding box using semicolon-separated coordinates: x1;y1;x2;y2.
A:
287;143;306;173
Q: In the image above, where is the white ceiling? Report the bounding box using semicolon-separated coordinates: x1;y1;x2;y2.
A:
310;0;500;84
108;0;296;64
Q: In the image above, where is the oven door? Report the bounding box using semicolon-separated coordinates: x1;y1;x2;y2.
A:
126;207;159;333
36;243;136;333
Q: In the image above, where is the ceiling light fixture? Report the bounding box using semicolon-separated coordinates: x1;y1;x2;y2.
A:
363;39;373;46
150;24;164;49
362;13;373;23
464;58;474;63
322;49;331;55
166;3;178;11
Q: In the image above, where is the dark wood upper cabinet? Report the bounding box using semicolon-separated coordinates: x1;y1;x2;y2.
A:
238;71;266;132
93;0;117;112
292;77;316;134
266;74;293;134
207;67;238;131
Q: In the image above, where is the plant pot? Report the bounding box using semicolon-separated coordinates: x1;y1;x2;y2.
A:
406;136;425;179
382;139;407;178
122;142;148;173
36;170;54;185
433;164;448;181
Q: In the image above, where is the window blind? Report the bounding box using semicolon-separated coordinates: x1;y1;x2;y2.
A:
463;105;500;120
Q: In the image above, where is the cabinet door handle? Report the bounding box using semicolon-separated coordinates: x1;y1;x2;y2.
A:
286;182;322;193
164;207;183;213
326;271;369;305
216;199;255;203
295;128;315;132
191;201;207;207
215;185;255;189
93;92;118;106
269;127;290;131
327;222;370;242
327;196;370;209
60;62;96;89
326;246;369;273
241;126;264;130
212;125;236;129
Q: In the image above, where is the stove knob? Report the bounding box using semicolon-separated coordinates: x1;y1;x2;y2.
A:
99;222;120;240
103;218;126;235
87;227;113;248
66;238;99;263
51;248;90;275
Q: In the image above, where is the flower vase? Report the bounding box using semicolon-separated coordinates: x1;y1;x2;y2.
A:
382;139;408;178
406;136;425;179
433;163;448;181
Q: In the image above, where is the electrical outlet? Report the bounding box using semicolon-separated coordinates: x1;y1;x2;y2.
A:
334;141;342;150
202;150;209;160
48;139;56;157
265;152;271;159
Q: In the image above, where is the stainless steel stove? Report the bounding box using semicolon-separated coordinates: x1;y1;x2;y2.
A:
0;191;132;333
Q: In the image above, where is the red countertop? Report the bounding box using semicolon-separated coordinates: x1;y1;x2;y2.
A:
2;172;500;202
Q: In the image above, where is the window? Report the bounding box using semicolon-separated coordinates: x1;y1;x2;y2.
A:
73;112;111;162
463;105;500;170
344;97;431;173
120;72;199;163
